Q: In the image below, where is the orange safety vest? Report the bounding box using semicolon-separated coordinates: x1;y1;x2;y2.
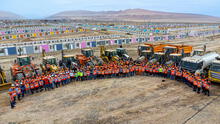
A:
197;81;201;88
93;70;97;75
12;91;17;97
193;80;197;86
171;70;175;75
30;83;35;89
25;84;30;90
34;82;39;88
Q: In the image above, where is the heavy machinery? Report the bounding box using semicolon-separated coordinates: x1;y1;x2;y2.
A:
60;54;77;69
192;49;205;56
41;49;58;73
209;59;220;83
138;43;166;59
75;49;96;67
100;46;119;63
0;66;11;90
148;52;166;64
11;55;39;80
181;52;220;75
116;48;131;61
163;45;193;66
81;49;103;66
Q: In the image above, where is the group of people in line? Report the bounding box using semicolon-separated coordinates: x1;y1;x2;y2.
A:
8;60;211;109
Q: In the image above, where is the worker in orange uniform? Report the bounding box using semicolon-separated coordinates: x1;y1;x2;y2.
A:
15;84;22;101
192;77;197;92
9;93;16;109
203;79;211;96
30;81;35;94
34;79;40;93
197;79;202;94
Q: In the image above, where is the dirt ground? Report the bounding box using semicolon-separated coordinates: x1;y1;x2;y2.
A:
1;34;220;124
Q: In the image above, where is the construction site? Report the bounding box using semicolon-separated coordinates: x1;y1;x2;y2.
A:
1;1;220;123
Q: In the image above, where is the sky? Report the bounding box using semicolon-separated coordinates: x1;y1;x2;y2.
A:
1;0;220;19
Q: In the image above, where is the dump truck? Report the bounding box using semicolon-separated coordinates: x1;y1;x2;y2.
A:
100;46;119;63
181;52;219;75
163;45;193;66
0;66;11;90
138;43;167;59
209;59;220;83
11;55;39;80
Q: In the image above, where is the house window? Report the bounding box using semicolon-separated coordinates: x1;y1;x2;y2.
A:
76;43;79;47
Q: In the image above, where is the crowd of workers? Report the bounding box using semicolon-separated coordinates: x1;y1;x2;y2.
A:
8;60;211;109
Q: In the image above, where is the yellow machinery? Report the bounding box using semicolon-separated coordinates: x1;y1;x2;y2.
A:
209;59;220;83
41;49;59;73
100;46;119;63
0;66;11;90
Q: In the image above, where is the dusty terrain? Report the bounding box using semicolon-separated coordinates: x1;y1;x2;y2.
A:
0;34;220;124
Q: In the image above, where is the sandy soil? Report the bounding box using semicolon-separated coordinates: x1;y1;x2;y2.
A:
1;76;220;124
1;34;220;124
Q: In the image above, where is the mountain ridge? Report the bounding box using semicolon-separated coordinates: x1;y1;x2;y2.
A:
48;9;220;23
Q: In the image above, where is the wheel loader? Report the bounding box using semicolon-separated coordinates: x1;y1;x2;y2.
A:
11;55;39;81
0;66;11;90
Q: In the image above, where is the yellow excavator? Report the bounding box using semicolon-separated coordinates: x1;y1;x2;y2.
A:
0;66;11;91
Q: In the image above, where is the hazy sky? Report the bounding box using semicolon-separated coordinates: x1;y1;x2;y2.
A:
1;0;220;19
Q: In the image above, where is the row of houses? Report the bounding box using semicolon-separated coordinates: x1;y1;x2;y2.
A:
0;28;91;41
0;34;189;56
1;28;220;56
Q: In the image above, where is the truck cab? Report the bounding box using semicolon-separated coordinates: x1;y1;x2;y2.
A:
181;52;219;75
209;60;220;83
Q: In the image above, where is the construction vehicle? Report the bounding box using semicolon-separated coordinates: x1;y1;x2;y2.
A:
138;43;166;59
208;59;220;83
11;55;39;80
100;46;119;63
60;54;78;69
81;49;103;66
0;66;11;90
181;52;219;75
192;49;205;56
74;49;97;67
162;45;193;66
116;48;131;61
148;52;166;64
41;49;58;73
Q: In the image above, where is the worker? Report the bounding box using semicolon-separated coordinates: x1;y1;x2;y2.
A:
15;84;21;101
9;93;16;109
8;84;16;102
170;68;176;80
39;78;44;92
197;79;202;94
34;79;39;93
25;81;30;95
203;79;210;96
43;76;50;91
20;82;26;97
30;81;35;94
192;77;197;92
